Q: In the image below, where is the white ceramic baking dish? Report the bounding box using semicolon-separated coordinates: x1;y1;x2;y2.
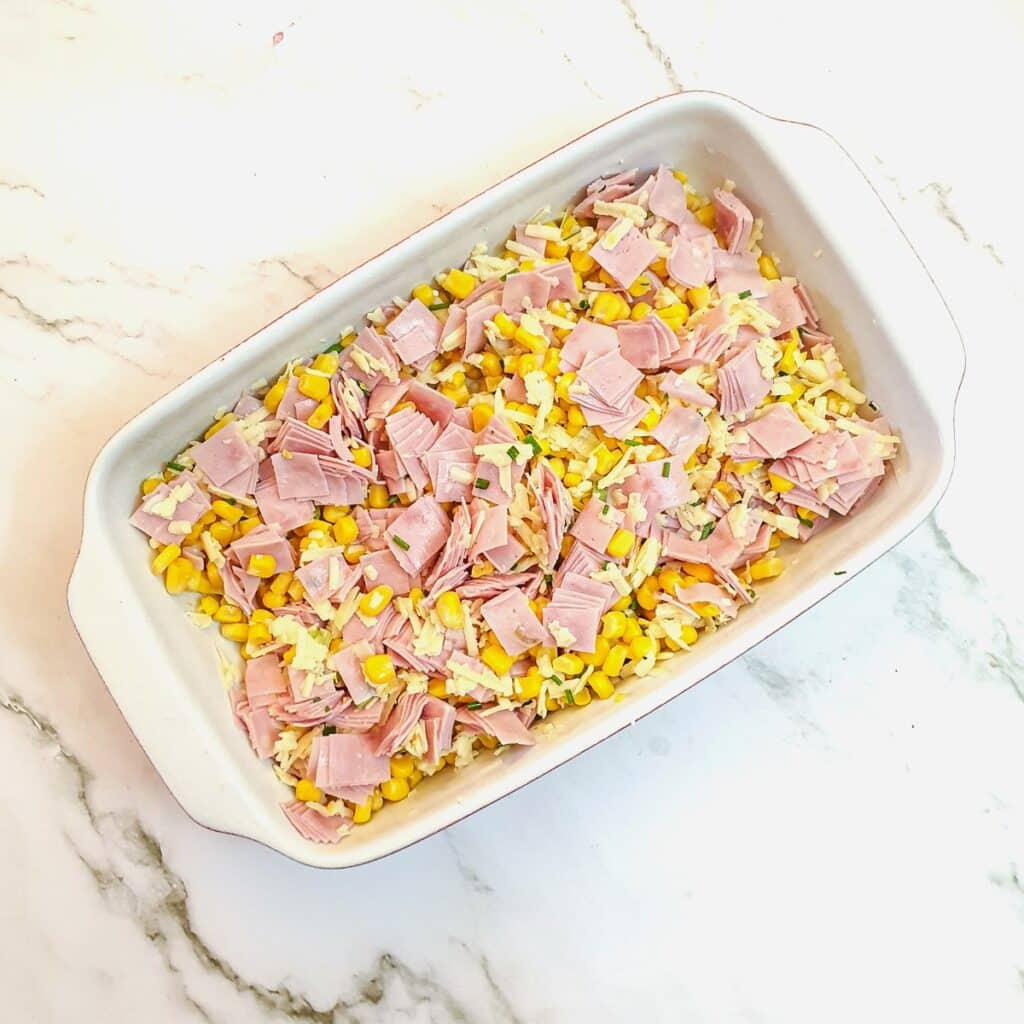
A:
68;92;963;867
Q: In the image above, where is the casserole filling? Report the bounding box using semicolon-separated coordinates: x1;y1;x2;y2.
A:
130;166;898;844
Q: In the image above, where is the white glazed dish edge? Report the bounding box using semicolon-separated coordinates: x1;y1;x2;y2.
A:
68;92;964;868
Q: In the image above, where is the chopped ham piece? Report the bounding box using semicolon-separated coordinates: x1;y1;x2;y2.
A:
190;421;259;488
737;404;813;458
281;802;349;844
129;471;211;545
312;732;391;792
794;282;820;328
464;301;500;356
502;268;552;313
589;219;657;288
661;371;717;408
756;283;807;337
652;406;709;460
712;188;754;253
385;495;449;574
668;224;716;287
295;555;360;604
648;165;693;226
543;572;614;652
229;524;296;575
513;224;546;255
456;570;541;601
480;588;548;657
421;697;456;765
529;461;574;571
456;707;536;746
713;251;767;298
359;548;415;595
618;455;691;514
331;641;376;705
570;495;622;553
374;692;430;757
407;380;456;427
425;502;473;594
339;326;400;388
385;298;442;367
271;452;328;501
560;319;618;373
269;417;334;456
717;344;771;417
243;654;287;709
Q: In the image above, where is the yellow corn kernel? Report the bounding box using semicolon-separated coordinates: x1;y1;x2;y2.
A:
566;403;586;431
611;594;632;613
489;313;515;342
246;554;276;579
371;790;384;811
332;515;359;545
591;290;628;324
359;585;394;618
515;670;543;701
164;557;196;595
601;611;627;640
514;325;547;354
749;556;784;581
681;625;699;646
343;543;366;565
412;283;435;306
630;301;653;322
580;636;611;667
779;336;800;375
695;204;716;229
363;653;397;687
311;351;340;375
518;352;540;377
622;617;642;642
628;275;651;298
204;519;231;546
140;476;162;496
540;347;561;378
552;653;584;676
605;528;635;559
680;562;715;584
657;569;685;595
428;679;448;699
635;578;661;611
638;406;661;432
205;560;223;589
778;380;806;405
204;413;236;440
196;595;219;617
349;446;372;470
261;590;285;610
367;483;390;509
713;480;740;504
248;622;272;646
468;404;492;434
655;302;689;323
589;671;615;700
686;284;711;310
691;601;720;618
151;544;181;575
381;777;410;802
545;239;569;259
758;254;780;281
481;643;515;676
307;399;333;430
213;602;243;624
352;801;373;824
297;373;330;402
294;778;322;803
555;371;576;402
435;591;464;630
267;572;291;596
629;635;657;660
570;249;597;274
440;268;476;300
390;754;415;779
236;517;261;536
220;622;249;643
768;472;795;494
562;471;583;488
570;686;592;708
603;643;629;678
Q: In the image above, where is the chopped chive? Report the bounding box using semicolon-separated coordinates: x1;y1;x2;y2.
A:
357;696;376;708
506;445;520;459
322;341;342;354
387;494;400;506
474;477;490;490
549;675;564;687
165;460;186;472
868;400;879;411
602;503;610;515
798;515;815;529
322;725;337;736
391;534;411;551
577;299;590;310
357;382;370;395
565;690;575;705
624;439;642;447
467;702;483;710
834;570;847;576
661;461;671;478
428;302;450;311
699;521;715;540
628;597;640;613
225;497;237;505
738;289;752;299
602;560;610;570
523;434;542;455
544;573;553;585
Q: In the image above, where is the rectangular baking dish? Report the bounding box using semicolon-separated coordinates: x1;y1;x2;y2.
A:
68;92;964;867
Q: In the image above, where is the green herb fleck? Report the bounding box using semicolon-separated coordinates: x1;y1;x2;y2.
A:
577;299;590;310
391;534;411;551
602;503;610;516
661;461;671;478
523;434;542;455
868;400;878;411
322;341;342;354
565;690;575;705
165;460;186;473
387;494;400;506
738;289;752;299
506;445;520;459
322;725;337;736
428;302;450;311
474;477;490;490
549;675;564;687
699;521;715;540
544;573;553;586
798;515;815;529
624;439;642;447
467;702;483;710
834;570;847;576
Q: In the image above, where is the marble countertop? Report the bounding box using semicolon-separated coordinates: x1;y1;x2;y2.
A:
3;1;1022;1020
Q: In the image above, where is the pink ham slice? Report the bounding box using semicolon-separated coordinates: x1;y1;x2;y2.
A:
421;697;456;765
456;570;540;601
424;502;473;595
652;405;709;460
539;261;578;302
406;380;456;427
513;224;546;255
374;692;431;757
543;572;614;653
570;495;622;553
713;251;767;298
385;298;442;367
528;461;574;571
312;732;391;791
455;707;536;746
502;268;553;313
243;654;288;710
667;224;717;287
648;165;694;226
736;404;813;459
660;371;717;408
560;319;618;372
465;301;500;356
269;418;334;457
717;344;771;417
331;640;377;706
129;471;211;545
589;220;658;289
480;588;548;657
712;188;754;253
271;452;328;501
618;454;691;514
339;327;400;388
385;495;449;574
617;319;661;370
281;801;349;843
295;555;360;604
359;548;415;595
229;524;296;574
190;421;259;488
756;283;807;337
